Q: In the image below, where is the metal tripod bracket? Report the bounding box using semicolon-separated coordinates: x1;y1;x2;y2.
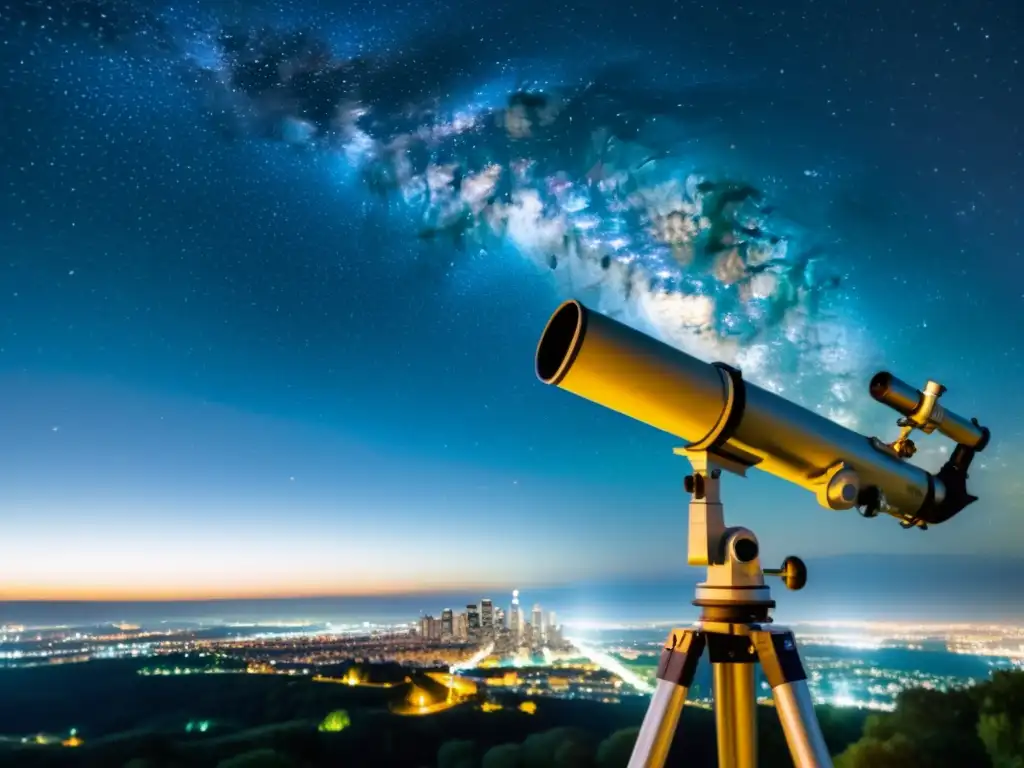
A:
630;624;831;768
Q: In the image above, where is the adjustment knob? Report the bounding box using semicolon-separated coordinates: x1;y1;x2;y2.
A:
765;556;808;591
683;474;705;498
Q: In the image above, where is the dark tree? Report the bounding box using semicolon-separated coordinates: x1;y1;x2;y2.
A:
554;736;595;768
975;671;1024;768
482;743;524;768
834;733;925;768
596;727;639;768
216;748;296;768
520;727;591;768
837;686;989;768
438;739;477;768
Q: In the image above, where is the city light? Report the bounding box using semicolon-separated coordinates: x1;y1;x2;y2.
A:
565;637;654;694
451;643;495;674
2;594;1021;731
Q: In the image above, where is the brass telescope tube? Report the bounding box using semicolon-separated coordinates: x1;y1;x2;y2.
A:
535;300;945;524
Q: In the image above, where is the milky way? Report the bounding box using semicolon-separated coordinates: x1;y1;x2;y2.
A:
5;0;892;428
188;24;868;423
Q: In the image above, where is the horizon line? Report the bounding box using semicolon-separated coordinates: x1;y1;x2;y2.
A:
3;552;1023;603
0;580;566;603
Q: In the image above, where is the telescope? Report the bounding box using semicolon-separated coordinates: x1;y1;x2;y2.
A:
535;299;989;530
532;300;991;768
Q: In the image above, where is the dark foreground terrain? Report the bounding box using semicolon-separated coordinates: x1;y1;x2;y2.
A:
0;658;1021;767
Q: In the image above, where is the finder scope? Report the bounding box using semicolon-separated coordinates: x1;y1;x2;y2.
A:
535;299;990;529
870;372;990;451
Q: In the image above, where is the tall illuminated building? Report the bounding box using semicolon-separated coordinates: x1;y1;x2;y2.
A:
495;607;506;629
467;604;480;635
509;589;522;640
454;612;469;641
547;611;561;647
481;599;494;633
547;623;562;647
532;604;544;644
420;615;442;641
441;608;453;638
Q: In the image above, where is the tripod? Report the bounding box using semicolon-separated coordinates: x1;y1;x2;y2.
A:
628;451;834;768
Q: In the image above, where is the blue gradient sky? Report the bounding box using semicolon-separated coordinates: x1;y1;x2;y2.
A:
0;0;1022;600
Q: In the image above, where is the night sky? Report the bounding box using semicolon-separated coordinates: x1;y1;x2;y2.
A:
0;0;1021;601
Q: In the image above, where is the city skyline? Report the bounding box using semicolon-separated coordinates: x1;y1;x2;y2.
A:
1;0;1022;601
415;588;562;653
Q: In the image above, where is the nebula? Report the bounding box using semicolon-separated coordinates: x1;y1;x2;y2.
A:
186;26;864;424
6;3;869;425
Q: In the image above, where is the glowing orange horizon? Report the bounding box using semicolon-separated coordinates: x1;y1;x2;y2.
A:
0;578;546;602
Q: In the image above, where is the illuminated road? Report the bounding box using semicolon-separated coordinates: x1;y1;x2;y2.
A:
566;637;653;694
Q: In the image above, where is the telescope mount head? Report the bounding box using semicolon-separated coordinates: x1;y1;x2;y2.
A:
680;449;808;625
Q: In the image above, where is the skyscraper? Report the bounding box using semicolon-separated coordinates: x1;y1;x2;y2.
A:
481;598;494;632
454;612;469;640
467;604;480;634
495;607;506;629
420;615;442;641
532;604;544;644
547;611;561;647
509;589;521;640
441;608;453;638
547;623;562;647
